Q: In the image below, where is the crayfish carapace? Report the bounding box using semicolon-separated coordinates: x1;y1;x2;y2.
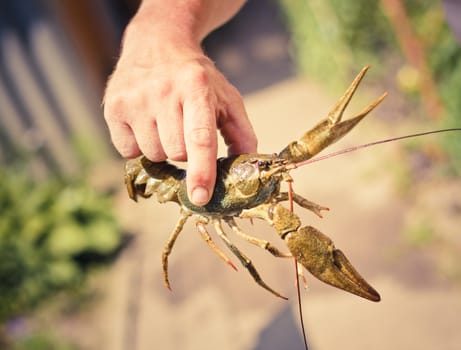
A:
125;66;386;302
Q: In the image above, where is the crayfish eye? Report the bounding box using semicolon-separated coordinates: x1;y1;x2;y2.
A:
257;160;273;169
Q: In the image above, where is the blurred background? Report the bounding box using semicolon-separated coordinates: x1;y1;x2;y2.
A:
0;0;460;349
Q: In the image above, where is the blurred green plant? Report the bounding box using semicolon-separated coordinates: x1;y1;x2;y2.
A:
279;0;461;173
10;331;77;350
404;218;434;247
279;0;394;92
0;164;122;323
432;28;461;175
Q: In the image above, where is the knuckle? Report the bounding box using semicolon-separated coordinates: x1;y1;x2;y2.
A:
166;146;187;161
152;79;173;99
103;95;125;121
226;84;243;101
144;149;167;162
138;136;167;162
113;137;138;158
183;64;209;90
188;166;215;186
187;127;215;149
118;147;138;159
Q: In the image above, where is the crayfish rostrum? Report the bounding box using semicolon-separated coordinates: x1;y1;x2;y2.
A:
125;66;386;302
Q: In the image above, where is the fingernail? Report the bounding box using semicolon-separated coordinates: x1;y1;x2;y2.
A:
191;187;210;206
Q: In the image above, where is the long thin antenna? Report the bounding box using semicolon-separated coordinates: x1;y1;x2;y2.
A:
295;260;309;350
288;180;309;350
295;128;461;168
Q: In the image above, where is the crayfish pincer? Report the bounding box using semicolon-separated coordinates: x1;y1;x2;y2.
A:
125;66;384;302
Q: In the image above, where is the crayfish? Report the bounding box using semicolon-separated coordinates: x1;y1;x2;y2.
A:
125;66;386;302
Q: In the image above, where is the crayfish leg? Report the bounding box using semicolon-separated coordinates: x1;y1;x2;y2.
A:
162;210;190;290
195;219;237;271
224;217;291;258
213;219;288;300
276;192;329;218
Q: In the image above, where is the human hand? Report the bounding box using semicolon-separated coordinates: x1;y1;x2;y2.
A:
103;10;257;206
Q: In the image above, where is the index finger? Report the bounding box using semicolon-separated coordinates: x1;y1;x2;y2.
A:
182;95;218;206
218;97;257;155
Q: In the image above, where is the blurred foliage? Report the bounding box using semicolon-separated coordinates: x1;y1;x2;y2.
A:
279;0;394;91
9;331;77;350
0;164;122;323
402;192;461;284
404;218;434;247
279;0;461;173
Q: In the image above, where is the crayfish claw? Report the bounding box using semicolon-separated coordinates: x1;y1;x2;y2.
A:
328;65;370;124
330;249;380;301
278;66;387;163
286;226;381;302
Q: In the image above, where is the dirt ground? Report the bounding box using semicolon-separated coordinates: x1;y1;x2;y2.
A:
65;76;461;350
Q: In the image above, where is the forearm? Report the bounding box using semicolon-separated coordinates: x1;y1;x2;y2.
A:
122;0;245;60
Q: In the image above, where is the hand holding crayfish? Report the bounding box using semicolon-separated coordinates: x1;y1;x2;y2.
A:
103;0;256;207
125;66;385;302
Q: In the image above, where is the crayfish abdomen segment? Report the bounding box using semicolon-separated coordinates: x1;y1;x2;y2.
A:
125;158;185;203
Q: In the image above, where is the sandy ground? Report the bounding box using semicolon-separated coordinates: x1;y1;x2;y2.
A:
67;76;461;350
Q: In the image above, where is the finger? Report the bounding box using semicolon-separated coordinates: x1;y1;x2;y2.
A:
219;97;257;155
156;102;187;161
131;117;167;161
183;96;218;206
106;121;142;158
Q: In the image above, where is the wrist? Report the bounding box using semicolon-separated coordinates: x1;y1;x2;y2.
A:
122;24;203;67
120;11;205;65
